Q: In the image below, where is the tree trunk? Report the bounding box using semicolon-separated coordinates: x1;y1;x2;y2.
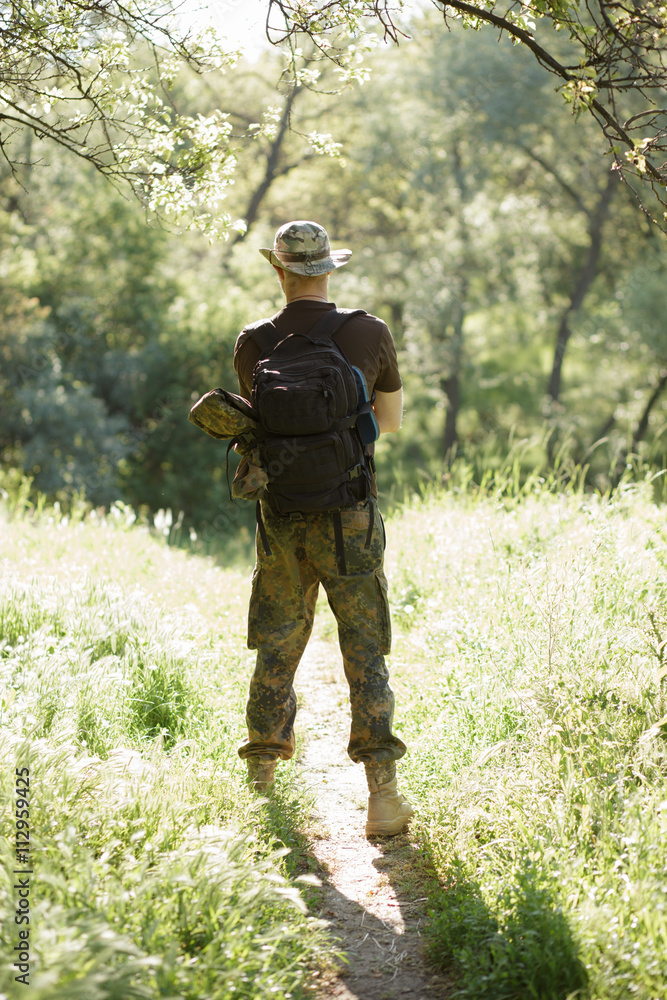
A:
440;144;469;464
224;86;302;253
630;370;667;453
389;301;405;342
441;371;460;463
546;170;618;408
611;369;667;487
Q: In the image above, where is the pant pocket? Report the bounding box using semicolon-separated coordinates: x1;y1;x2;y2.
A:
339;504;384;576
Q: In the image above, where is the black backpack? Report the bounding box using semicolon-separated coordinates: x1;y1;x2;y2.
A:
247;308;378;517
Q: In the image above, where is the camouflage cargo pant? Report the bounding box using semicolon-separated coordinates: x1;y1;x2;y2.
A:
238;498;407;765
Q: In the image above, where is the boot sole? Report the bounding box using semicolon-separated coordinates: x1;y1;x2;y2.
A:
365;814;413;837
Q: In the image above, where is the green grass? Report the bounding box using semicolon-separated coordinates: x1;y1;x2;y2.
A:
1;469;667;998
0;497;326;999
385;477;667;999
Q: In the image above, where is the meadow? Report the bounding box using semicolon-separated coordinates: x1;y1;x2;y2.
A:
1;470;666;999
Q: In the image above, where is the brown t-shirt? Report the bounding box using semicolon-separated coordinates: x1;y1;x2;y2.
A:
233;300;402;401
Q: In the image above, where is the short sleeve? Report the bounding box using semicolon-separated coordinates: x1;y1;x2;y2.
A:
374;325;402;393
233;330;261;400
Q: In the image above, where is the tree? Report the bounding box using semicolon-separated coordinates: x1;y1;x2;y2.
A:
268;0;667;231
584;245;667;480
0;2;360;236
253;10;663;478
222;51;343;252
0;0;248;233
4;1;666;235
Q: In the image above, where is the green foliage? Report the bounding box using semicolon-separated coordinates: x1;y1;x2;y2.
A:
428;867;588;1000
249;13;665;483
0;1;245;233
0;734;319;1000
271;0;667;227
3;462;667;998
1;10;666;540
125;636;194;746
0;155;259;528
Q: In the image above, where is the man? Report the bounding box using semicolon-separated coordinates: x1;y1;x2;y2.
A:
233;220;413;837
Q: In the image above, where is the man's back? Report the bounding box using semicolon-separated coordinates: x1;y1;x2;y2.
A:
234;300;401;402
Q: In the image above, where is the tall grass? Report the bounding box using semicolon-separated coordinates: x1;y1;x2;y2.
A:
375;427;667;512
386;472;667;999
2;461;667;998
0;731;325;1000
0;493;325;999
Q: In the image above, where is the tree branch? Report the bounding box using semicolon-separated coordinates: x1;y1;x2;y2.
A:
439;1;663;182
515;141;588;213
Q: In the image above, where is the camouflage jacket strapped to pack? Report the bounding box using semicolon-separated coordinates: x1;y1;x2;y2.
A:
188;388;269;500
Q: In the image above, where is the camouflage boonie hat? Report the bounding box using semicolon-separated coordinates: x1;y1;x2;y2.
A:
259;221;352;276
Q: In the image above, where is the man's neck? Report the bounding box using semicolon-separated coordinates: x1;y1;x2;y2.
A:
282;276;330;304
285;292;330;304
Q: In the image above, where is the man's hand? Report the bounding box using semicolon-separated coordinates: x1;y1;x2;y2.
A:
373;388;403;434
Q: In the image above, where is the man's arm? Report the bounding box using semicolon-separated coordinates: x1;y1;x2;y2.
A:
373;388;403;434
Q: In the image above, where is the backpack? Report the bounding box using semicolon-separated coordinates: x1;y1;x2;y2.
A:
247;308;379;517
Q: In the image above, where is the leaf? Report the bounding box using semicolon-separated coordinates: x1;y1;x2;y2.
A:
296;873;322;886
475;740;508;766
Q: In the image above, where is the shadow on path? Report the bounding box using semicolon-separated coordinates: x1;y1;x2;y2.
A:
254;637;454;1000
253;636;588;1000
259;779;454;1000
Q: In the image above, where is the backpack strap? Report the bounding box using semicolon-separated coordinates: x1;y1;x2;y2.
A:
225;440;235;501
332;511;347;575
246;319;281;358
307;307;366;343
247;308;367;357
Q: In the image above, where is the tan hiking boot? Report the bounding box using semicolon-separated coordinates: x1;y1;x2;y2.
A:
246;755;277;792
364;761;414;837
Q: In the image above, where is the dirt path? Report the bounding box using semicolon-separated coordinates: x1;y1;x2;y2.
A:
295;638;454;1000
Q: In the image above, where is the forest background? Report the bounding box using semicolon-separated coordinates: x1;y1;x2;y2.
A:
1;0;666;549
